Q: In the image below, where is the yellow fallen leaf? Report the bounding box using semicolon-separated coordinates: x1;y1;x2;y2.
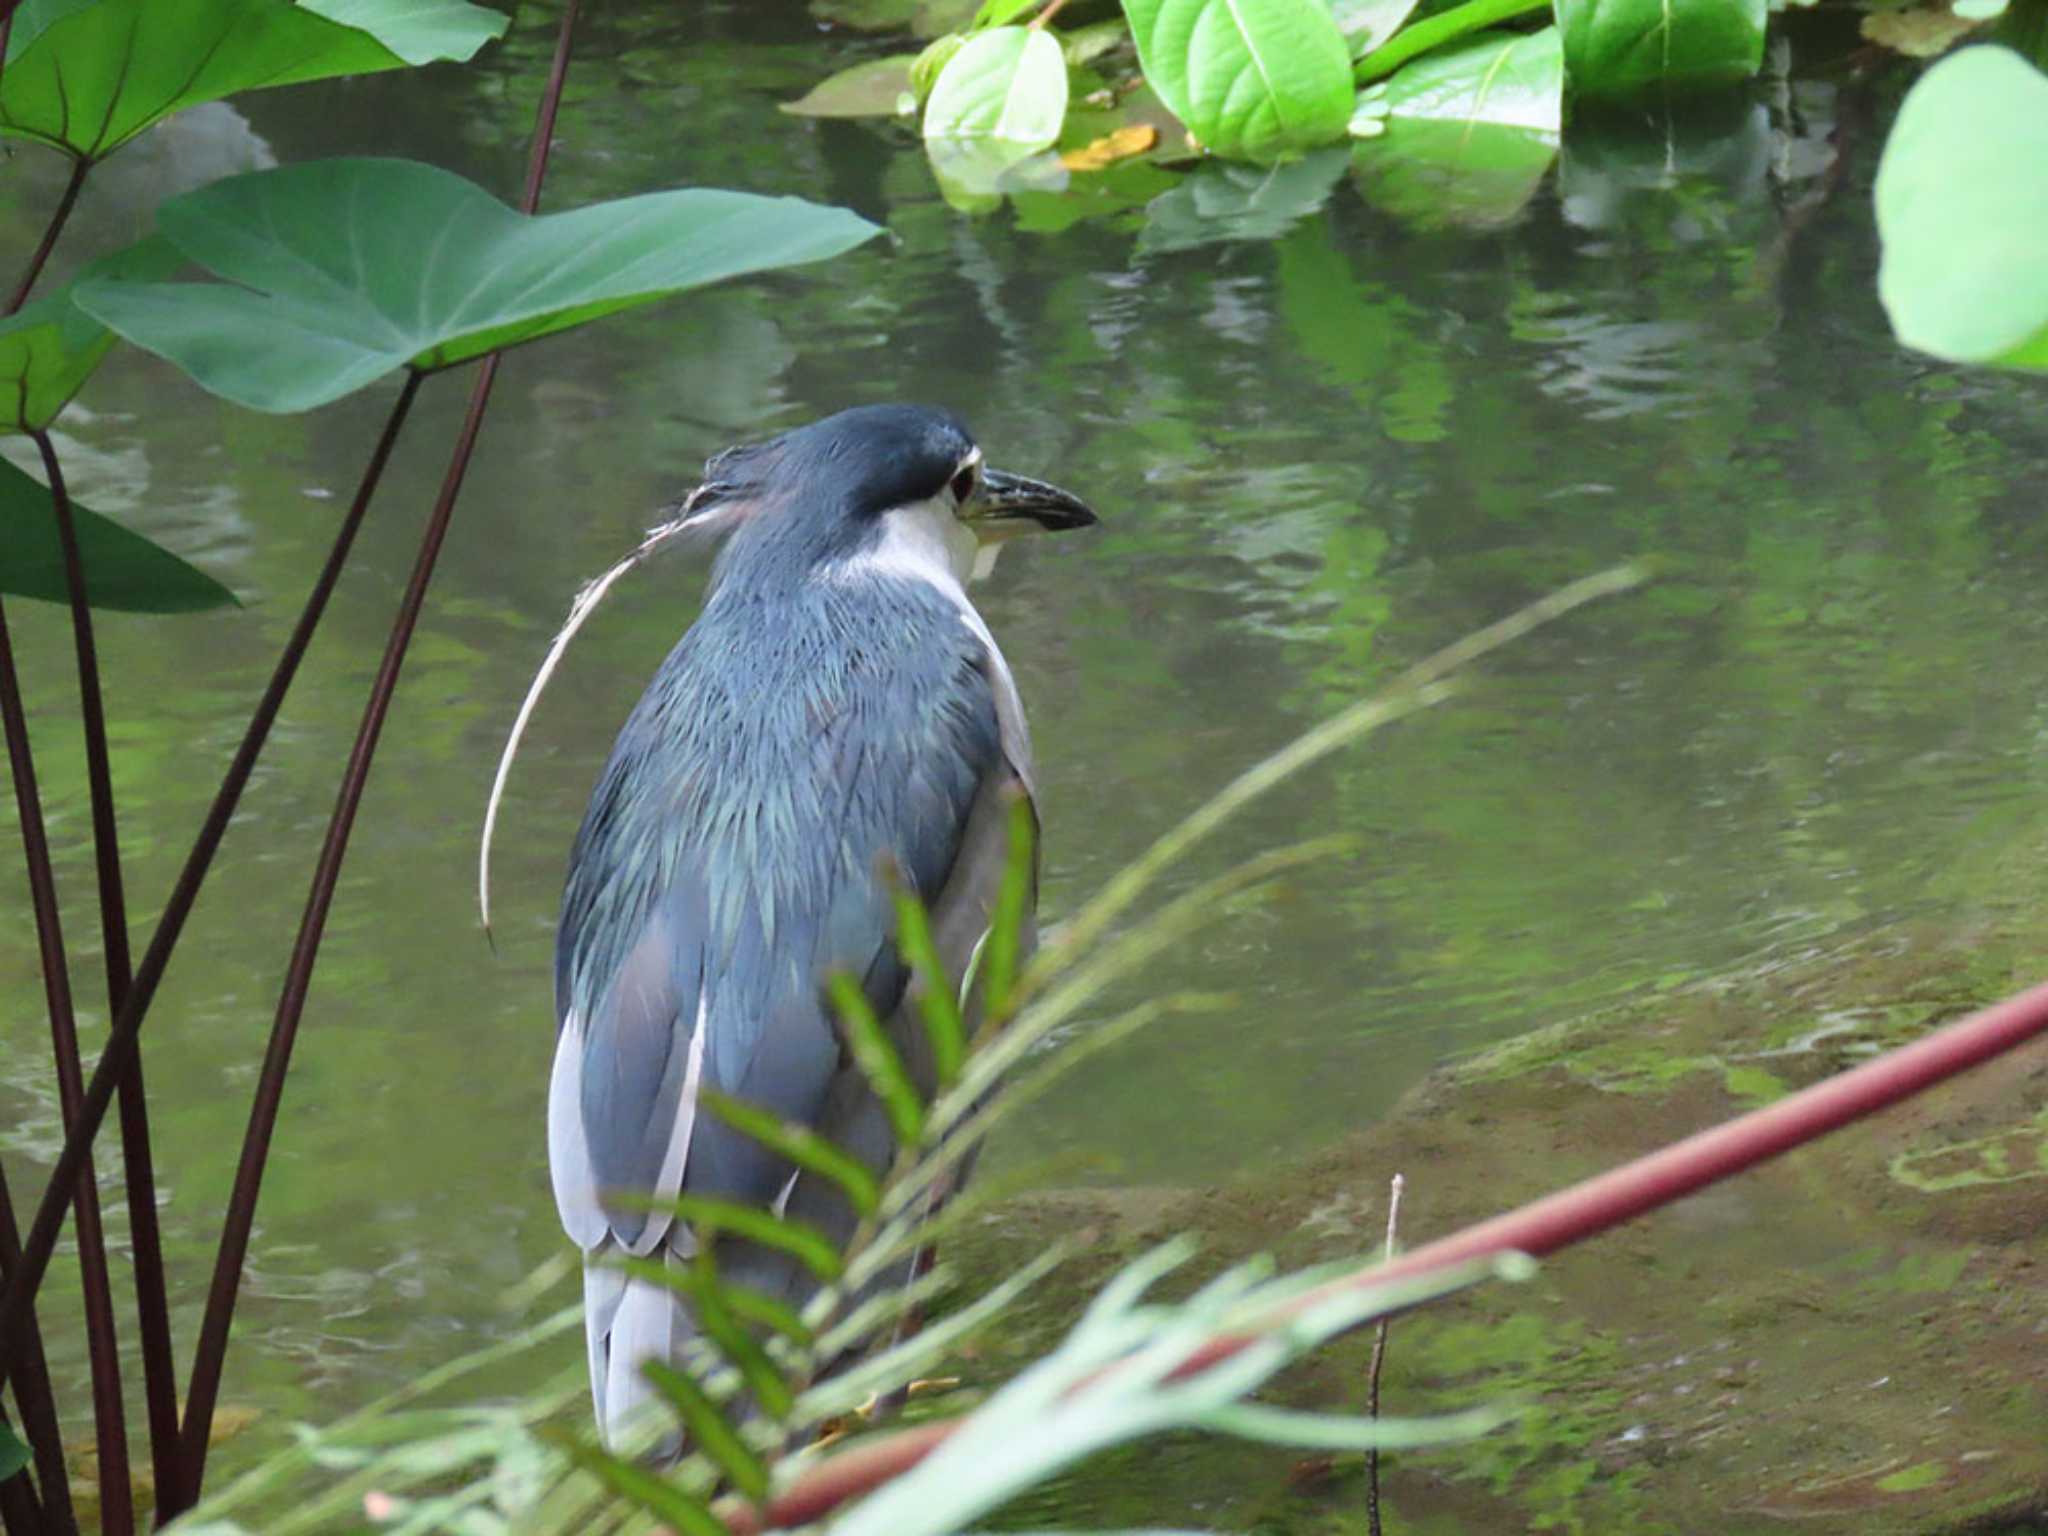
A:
1060;123;1159;172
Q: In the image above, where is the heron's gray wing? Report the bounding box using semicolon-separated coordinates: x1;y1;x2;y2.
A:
550;620;1008;1257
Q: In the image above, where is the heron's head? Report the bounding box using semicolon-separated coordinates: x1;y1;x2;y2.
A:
701;404;1097;590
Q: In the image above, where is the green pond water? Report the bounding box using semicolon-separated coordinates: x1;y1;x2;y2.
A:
2;1;2047;1526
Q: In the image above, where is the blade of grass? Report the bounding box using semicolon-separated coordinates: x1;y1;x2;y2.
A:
702;1092;881;1219
827;974;926;1147
890;880;965;1091
641;1361;771;1501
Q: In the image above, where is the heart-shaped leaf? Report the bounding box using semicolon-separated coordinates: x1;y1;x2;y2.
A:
1372;26;1564;131
0;0;507;162
1123;0;1354;158
923;25;1069;144
1555;0;1765;100
1876;45;2048;370
76;158;884;414
0;237;184;433
0;456;237;613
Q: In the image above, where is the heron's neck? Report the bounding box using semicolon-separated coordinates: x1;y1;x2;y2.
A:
841;493;980;594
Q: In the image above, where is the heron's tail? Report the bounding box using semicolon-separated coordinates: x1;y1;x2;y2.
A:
583;1254;688;1452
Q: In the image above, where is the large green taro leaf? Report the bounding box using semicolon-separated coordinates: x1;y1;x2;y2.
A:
1876;45;2048;370
0;0;507;161
0;456;237;613
1123;0;1354;158
1554;0;1765;100
75;158;884;414
0;238;183;433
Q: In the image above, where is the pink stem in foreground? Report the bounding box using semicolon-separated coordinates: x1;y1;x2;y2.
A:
718;972;2048;1534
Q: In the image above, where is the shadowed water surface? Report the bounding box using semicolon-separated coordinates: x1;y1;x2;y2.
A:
2;0;2047;1518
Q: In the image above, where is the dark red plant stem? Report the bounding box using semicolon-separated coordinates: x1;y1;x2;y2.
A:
169;6;583;1509
5;157;89;316
717;973;2048;1534
34;428;185;1512
0;370;425;1402
0;594;133;1535
0;1161;74;1536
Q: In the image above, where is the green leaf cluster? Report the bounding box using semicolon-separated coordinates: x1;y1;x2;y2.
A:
788;0;1772;206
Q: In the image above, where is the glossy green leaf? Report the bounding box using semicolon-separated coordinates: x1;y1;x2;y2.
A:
0;238;183;434
923;25;1069;144
1371;25;1563;131
0;0;506;161
782;53;921;116
0;1422;28;1482
76;158;882;413
0;457;237;613
1876;46;2048;370
1123;0;1353;157
1555;0;1765;99
1332;0;1424;56
1351;119;1557;228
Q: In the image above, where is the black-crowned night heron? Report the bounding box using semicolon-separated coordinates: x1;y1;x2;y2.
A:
548;404;1097;1442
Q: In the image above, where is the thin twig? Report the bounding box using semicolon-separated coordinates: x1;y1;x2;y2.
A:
0;370;424;1403
1366;1172;1403;1536
0;594;133;1535
170;1;584;1509
36;425;184;1506
5;157;89;315
1028;0;1072;28
0;1159;74;1536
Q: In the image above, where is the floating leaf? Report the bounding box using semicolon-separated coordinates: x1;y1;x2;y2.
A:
1555;0;1765;99
783;53;921;115
1875;45;2048;370
0;238;183;434
0;0;507;161
1352;119;1558;228
1061;122;1161;169
1372;26;1564;132
923;25;1069;144
1332;0;1424;56
77;158;882;413
1123;0;1353;158
0;456;238;613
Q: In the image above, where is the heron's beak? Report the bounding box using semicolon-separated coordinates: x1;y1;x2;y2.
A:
965;467;1098;539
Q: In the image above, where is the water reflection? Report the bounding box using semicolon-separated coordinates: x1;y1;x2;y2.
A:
1;2;2045;1511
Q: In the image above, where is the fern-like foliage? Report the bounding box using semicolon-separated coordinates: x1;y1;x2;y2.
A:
170;564;1645;1536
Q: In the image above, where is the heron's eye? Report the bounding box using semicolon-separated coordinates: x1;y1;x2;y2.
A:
950;464;977;503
